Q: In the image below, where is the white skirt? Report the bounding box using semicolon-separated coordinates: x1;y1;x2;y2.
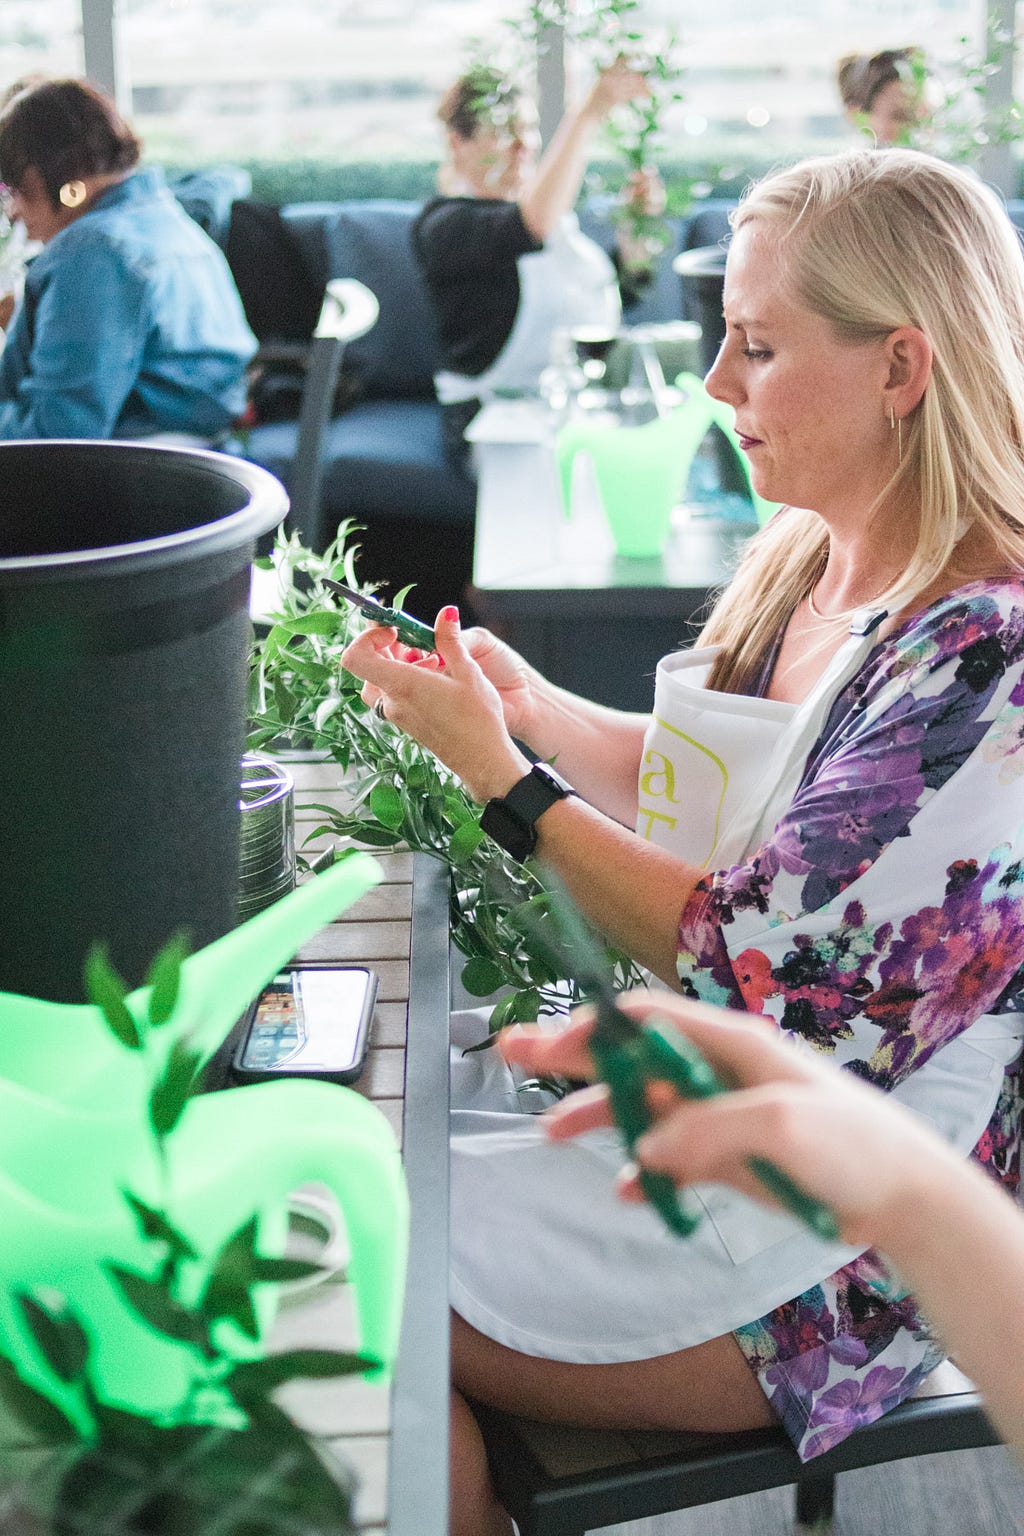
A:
449;1008;864;1363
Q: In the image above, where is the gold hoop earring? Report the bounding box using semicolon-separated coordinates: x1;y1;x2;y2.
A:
889;406;903;464
58;180;87;209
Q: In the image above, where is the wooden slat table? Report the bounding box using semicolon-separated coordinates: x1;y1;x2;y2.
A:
266;753;451;1536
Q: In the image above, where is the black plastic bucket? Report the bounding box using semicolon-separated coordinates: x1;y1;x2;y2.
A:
0;441;288;1003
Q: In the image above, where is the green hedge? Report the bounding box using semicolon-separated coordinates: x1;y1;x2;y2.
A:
159;157;756;210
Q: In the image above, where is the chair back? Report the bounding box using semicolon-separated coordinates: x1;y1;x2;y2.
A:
287;278;379;539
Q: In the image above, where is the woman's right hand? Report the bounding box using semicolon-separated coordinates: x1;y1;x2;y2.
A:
341;607;532;803
499;991;962;1250
582;56;652;124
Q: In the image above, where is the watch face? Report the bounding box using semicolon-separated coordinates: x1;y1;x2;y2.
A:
531;763;572;795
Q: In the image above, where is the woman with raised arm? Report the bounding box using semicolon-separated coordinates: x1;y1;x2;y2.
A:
413;57;663;465
344;149;1024;1536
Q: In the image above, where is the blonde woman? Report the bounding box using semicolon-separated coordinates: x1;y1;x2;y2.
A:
344;149;1024;1536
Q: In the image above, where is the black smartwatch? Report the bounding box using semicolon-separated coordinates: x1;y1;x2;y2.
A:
479;763;577;863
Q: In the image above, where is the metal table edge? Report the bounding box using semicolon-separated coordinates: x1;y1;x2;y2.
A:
387;853;451;1535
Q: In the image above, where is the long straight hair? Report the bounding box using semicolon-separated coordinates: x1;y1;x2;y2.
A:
700;149;1024;694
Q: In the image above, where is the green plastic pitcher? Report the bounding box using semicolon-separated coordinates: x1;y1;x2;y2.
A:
0;854;409;1427
557;374;779;558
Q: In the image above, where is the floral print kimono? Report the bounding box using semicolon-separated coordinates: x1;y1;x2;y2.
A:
676;579;1024;1458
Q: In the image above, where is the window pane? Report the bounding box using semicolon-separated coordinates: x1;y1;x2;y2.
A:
594;0;991;165
0;0;83;91
120;0;514;165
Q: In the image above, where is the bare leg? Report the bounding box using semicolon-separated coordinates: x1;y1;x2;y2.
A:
450;1387;514;1536
449;1309;774;1534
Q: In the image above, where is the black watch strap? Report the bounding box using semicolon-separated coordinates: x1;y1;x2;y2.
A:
479;763;576;862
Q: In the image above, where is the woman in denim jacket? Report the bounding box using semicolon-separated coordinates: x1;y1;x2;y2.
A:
0;78;255;442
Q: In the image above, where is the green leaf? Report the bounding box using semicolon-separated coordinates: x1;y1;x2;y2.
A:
123;1191;198;1262
226;1348;379;1404
149;1039;204;1138
461;955;506;997
449;820;484;864
0;1353;77;1445
16;1295;88;1385
314;693;342;732
508;988;544;1024
54;1410;356;1536
486;994;520;1031
201;1216;263;1341
369;780;405;829
247;1256;325;1284
83;944;141;1049
273;672;296;724
443;791;474;825
145;930;190;1025
343;823;401;847
279;610;344;637
106;1265;205;1347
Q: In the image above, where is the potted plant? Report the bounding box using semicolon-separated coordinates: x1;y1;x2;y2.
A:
0;871;403;1534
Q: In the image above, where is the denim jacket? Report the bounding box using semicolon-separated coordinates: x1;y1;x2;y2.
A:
0;167;256;440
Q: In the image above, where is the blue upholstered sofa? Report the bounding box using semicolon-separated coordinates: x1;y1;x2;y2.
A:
219;197;475;619
214;192;703;618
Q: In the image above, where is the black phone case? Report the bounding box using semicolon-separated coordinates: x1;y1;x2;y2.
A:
229;962;377;1086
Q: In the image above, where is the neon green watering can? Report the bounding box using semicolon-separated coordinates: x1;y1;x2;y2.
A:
0;854;409;1429
557;372;779;558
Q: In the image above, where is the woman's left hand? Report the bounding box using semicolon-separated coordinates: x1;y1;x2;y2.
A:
340;606;530;802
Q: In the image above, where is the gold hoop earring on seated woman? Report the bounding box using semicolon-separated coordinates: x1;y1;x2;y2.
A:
890;405;903;464
58;180;87;209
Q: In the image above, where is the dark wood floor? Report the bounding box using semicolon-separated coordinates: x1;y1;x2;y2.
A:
600;1446;1024;1534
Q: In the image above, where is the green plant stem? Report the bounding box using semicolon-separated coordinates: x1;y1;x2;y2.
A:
248;528;646;1024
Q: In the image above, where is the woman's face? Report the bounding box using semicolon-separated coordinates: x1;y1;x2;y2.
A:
865;78;924;147
450;106;540;199
3;166;68;242
705;223;895;520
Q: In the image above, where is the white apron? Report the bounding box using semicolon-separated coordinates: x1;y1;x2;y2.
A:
434;213;620;406
449;610;1023;1361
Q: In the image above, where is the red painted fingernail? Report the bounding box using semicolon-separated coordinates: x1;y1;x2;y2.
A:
441;605;460;623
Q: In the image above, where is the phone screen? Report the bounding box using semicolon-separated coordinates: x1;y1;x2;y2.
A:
239;968;372;1074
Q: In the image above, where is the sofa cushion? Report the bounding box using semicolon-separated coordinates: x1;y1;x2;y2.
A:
225;199;323;343
282;200;439;399
245;397;474;542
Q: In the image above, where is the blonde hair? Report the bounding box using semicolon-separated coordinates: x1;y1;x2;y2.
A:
701;148;1024;694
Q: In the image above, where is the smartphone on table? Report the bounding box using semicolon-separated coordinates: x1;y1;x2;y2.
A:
231;963;377;1085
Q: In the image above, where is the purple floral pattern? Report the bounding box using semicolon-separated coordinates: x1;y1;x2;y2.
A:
678;582;1024;1460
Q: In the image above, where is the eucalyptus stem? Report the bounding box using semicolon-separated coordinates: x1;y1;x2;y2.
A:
248;526;646;1026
